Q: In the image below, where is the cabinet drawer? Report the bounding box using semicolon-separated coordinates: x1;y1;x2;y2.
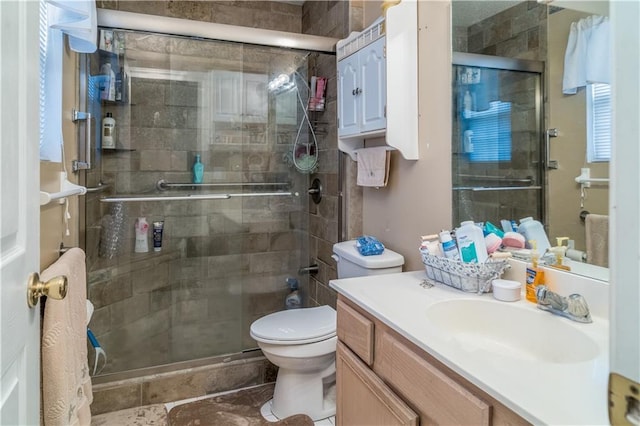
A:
337;299;374;365
377;330;490;425
336;342;418;426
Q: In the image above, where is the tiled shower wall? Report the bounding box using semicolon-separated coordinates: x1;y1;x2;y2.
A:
88;31;312;374
302;0;362;309
451;1;547;226
87;0;340;375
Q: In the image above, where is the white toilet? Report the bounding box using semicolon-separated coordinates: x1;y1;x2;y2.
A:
250;240;404;421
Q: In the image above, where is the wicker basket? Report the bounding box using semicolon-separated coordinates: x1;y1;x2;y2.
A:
420;251;510;294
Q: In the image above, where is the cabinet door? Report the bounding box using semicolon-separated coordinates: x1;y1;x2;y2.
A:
336;342;418;426
242;73;267;122
376;331;491;425
212;70;242;122
337;55;360;136
360;37;386;133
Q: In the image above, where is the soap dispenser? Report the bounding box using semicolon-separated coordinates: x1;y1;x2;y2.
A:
192;154;204;184
549;237;571;271
525;240;545;303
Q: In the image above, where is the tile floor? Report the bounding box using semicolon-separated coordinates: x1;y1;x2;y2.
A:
91;383;336;426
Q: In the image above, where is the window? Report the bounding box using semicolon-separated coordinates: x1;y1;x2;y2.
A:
464;101;512;163
586;83;611;162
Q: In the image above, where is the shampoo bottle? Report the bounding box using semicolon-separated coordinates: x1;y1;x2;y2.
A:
525;240;545;302
102;113;116;149
192;154;204;184
134;217;149;253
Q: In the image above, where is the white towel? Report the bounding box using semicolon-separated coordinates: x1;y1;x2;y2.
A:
41;248;93;426
585;214;609;268
356;147;390;187
563;15;610;94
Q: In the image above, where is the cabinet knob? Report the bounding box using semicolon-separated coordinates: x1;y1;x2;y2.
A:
352;88;362;96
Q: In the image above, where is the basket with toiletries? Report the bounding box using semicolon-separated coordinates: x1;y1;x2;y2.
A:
419;222;512;294
419;251;510;294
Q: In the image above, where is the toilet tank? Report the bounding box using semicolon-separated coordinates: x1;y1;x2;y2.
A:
332;240;405;279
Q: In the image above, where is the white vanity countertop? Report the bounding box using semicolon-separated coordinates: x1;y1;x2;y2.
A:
329;271;610;425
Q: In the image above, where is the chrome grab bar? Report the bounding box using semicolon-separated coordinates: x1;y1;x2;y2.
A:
100;191;297;203
156;179;290;191
545;128;559;170
85;182;110;193
458;174;534;185
72;109;92;172
453;186;543;192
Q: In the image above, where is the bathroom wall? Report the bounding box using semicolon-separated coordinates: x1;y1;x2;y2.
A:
40;45;81;270
363;1;453;272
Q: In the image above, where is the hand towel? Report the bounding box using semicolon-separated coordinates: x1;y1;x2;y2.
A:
356;147;390;187
585;213;608;267
41;248;93;426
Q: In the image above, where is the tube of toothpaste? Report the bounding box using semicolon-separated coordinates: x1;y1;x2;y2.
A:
153;221;164;252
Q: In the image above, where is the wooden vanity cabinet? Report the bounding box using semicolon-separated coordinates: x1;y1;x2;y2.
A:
336;295;530;426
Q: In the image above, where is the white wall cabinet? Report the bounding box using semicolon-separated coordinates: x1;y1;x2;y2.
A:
337;36;386;138
211;70;267;123
336;2;419;161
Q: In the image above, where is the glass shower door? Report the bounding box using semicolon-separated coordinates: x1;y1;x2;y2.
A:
452;56;545;229
81;29;315;376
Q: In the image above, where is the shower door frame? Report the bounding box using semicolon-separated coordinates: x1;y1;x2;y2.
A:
452;52;547;228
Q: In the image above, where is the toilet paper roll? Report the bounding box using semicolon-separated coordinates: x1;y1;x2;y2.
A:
566;248;587;262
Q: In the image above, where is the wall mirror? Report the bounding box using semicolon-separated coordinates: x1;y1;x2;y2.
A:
451;0;610;281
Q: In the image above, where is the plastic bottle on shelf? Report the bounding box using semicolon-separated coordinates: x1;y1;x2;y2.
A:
192;154;204;184
101;113;116;149
456;221;488;263
100;63;116;101
463;90;473;112
134;217;149;253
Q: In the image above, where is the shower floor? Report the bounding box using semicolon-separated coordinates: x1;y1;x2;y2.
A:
91;383;336;426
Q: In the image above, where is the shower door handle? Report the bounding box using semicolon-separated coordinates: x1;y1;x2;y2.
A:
72;109;92;172
545;128;559;170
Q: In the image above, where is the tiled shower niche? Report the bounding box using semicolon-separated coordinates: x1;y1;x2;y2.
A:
85;30;327;374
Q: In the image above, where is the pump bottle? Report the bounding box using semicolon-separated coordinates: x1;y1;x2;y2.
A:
525;240;545;302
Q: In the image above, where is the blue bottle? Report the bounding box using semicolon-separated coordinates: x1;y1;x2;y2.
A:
192;154;204;184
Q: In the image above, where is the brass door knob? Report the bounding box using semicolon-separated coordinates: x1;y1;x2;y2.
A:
27;273;68;308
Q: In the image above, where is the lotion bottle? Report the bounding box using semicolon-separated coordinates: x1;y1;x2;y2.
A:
192;154;204;184
134;217;149;253
525;240;545;302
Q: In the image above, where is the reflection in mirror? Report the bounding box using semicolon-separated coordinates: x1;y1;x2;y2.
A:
451;0;610;281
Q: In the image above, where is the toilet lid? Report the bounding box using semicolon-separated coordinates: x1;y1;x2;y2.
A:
250;306;336;344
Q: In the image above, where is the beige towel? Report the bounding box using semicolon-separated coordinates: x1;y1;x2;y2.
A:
355;147;390;187
41;248;92;426
585;214;609;267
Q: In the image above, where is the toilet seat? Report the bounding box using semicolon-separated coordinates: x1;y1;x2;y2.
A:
250;306;336;345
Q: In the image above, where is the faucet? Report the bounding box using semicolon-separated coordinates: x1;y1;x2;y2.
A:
535;285;592;323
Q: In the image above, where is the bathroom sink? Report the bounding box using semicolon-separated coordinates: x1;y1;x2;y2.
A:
425;299;599;363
